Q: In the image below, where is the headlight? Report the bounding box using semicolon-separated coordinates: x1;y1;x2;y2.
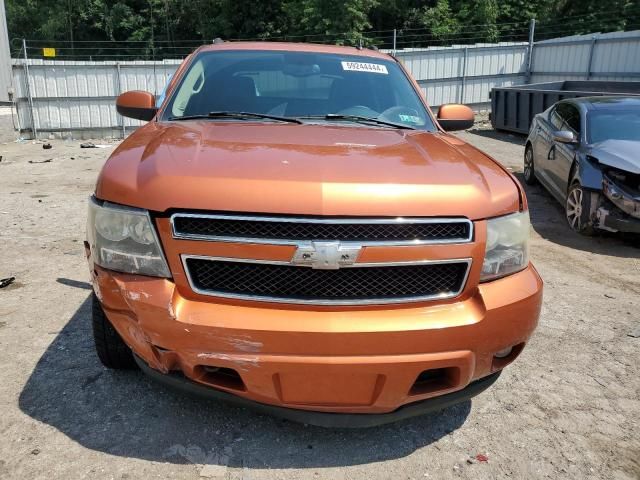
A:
481;211;530;281
87;197;170;277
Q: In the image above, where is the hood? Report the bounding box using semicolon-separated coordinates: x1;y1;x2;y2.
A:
589;140;640;174
96;122;520;219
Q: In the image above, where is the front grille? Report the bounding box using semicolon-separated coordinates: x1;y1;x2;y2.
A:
172;214;472;244
184;257;470;305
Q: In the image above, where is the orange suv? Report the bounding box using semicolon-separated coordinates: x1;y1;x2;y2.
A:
86;42;542;427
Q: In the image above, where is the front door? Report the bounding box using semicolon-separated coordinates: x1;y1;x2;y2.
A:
546;103;580;201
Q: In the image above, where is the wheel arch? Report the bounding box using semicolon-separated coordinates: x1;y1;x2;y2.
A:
570;154;603;191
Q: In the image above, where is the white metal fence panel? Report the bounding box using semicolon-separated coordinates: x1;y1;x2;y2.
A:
393;43;528;106
12;59;181;137
530;30;640;84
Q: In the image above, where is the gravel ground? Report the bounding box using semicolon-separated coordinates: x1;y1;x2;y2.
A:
0;114;638;480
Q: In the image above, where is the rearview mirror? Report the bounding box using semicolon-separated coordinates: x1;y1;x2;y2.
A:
553;130;577;144
116;91;157;121
437;104;475;131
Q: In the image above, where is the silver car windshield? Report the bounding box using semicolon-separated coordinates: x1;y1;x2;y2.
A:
588;110;640;143
163;50;436;131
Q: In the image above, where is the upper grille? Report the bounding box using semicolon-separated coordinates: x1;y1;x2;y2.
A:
184;257;470;305
172;214;473;244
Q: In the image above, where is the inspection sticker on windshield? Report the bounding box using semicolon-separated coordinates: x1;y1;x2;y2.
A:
341;61;388;74
399;114;422;124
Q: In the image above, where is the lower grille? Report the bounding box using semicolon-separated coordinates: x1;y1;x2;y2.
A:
184;257;470;305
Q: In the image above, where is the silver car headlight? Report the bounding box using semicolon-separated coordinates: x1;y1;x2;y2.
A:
481;211;530;281
87;197;170;277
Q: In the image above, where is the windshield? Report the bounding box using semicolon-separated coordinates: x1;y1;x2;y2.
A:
163;50;436;131
587;109;640;143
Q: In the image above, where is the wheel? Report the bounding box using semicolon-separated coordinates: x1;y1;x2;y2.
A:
565;182;596;236
523;145;537;185
92;292;137;369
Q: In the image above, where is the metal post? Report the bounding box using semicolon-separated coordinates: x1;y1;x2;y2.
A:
525;18;536;83
586;35;597;80
460;47;468;104
116;62;126;139
0;0;13;103
393;29;397;55
22;38;37;139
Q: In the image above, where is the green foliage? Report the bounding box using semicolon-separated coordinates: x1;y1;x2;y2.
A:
535;0;640;39
5;0;640;57
411;0;461;40
454;0;499;42
282;0;379;45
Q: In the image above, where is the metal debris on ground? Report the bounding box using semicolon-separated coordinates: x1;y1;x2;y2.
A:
28;159;52;164
80;142;112;149
0;277;16;289
42;143;52;150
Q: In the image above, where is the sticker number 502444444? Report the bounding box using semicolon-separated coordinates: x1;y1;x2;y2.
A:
340;61;389;74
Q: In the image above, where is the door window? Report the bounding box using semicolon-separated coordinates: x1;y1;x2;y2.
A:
554;103;581;134
550;107;564;130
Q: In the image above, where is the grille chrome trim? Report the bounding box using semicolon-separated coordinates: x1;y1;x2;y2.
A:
181;254;472;305
170;213;474;246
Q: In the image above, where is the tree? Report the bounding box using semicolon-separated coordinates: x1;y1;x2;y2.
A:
282;0;379;45
5;0;640;56
412;0;461;41
536;0;638;39
453;0;499;42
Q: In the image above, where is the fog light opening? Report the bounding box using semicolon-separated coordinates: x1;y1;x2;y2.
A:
409;367;460;396
491;342;525;371
195;365;246;392
494;347;513;359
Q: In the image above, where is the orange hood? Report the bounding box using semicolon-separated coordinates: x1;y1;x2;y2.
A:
96;121;520;219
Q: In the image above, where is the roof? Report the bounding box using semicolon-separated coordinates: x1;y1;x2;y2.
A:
566;96;640;110
195;41;394;61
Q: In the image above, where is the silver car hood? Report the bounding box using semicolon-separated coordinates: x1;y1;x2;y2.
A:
588;140;640;174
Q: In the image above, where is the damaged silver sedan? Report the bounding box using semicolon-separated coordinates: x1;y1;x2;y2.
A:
524;96;640;235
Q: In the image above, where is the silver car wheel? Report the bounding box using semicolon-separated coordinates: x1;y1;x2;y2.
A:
524;148;533;181
523;146;537;185
566;187;583;231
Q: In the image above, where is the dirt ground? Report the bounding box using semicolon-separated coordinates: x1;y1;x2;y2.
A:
0;110;638;480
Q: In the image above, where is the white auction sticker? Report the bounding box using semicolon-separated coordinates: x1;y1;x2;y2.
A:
341;61;388;74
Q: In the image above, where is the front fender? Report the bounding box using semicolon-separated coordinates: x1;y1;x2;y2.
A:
574;154;603;190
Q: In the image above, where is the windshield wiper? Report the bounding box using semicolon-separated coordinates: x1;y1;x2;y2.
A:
168;111;302;124
298;114;415;130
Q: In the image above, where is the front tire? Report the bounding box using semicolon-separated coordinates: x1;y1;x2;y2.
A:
523;145;537;185
565;182;596;236
92;293;137;369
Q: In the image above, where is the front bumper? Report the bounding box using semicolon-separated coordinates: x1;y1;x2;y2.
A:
597;206;640;234
135;354;501;428
91;263;542;417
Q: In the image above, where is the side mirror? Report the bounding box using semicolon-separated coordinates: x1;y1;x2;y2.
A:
553;130;577;144
437;104;475;131
116;91;157;121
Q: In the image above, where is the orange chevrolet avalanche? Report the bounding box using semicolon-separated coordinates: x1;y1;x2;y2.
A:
86;42;542;427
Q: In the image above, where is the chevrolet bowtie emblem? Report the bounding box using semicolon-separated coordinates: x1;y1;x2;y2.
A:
291;241;362;269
